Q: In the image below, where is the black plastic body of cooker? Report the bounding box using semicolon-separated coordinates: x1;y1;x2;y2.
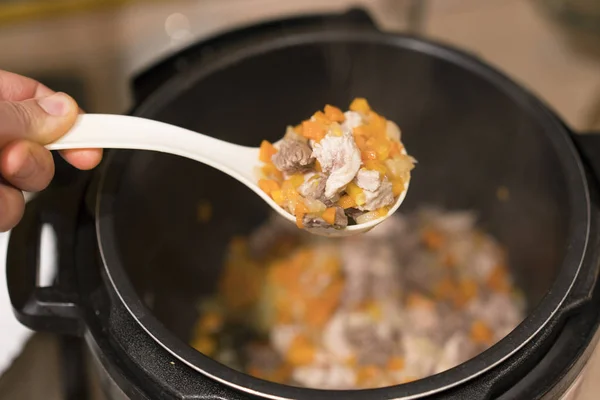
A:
7;9;600;400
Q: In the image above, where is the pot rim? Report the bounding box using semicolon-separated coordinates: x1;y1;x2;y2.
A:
95;30;590;400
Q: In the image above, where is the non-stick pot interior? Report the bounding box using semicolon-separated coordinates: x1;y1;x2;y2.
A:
110;38;570;365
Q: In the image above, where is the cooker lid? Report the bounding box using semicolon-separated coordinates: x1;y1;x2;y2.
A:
94;10;591;400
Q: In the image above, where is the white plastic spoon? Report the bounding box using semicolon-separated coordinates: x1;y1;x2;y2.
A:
46;114;410;237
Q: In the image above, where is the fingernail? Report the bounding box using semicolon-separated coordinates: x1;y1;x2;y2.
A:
13;148;36;180
37;93;70;117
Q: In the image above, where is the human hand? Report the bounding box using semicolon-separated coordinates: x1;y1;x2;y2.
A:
0;69;103;231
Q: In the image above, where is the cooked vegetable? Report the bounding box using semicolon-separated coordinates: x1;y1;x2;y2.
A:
190;208;525;389
257;99;415;230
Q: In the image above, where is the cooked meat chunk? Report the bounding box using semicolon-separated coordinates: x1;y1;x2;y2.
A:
346;320;399;366
195;208;525;389
271;139;314;174
312;133;361;199
345;207;366;221
341;111;363;134
297;173;326;201
340;239;400;309
354;168;381;191
359;178;395;211
303;206;348;229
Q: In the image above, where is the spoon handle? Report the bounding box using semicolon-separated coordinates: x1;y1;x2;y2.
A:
47;114;258;181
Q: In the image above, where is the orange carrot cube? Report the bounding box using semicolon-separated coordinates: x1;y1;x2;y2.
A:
258;179;280;194
322;207;337;225
259;140;277;163
350;97;371;113
338;195;356;209
324;104;345;122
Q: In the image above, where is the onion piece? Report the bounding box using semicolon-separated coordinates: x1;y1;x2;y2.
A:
356;210;383;225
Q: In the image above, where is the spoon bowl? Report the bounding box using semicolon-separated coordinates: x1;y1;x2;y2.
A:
47;114;410;237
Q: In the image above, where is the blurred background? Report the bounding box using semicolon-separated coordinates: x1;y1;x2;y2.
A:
0;0;599;399
0;0;599;130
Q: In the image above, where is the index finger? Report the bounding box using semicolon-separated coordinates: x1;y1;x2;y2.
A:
0;70;54;101
0;70;103;170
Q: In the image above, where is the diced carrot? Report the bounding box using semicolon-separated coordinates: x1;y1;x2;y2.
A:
295;203;308;229
306;279;343;327
487;265;510;292
353;125;371;137
288;174;305;188
286;334;316;366
361;150;378;161
356;365;379;385
364;160;387;176
338;195;356;209
353;133;368;151
271;190;284;205
421;228;445;250
258;179;280;194
345;182;366;206
281;179;295;193
301;120;326;141
324;104;345;122
386;357;405;371
259;140;277;163
375;140;391;161
350;97;371;113
261;163;283;181
367;111;387;133
376;207;389;218
470;320;493;345
392;179;405;196
296;214;305;228
321;255;341;275
312;111;331;125
295;202;309;215
322;207;337;225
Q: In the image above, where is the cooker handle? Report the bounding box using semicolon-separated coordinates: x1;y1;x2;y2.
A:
5;153;91;337
6;196;83;336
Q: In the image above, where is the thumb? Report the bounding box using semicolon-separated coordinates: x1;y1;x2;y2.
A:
0;92;79;148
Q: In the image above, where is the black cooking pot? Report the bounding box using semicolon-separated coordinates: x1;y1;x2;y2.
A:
7;9;600;400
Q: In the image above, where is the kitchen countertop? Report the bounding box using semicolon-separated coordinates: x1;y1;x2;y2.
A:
0;0;599;398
